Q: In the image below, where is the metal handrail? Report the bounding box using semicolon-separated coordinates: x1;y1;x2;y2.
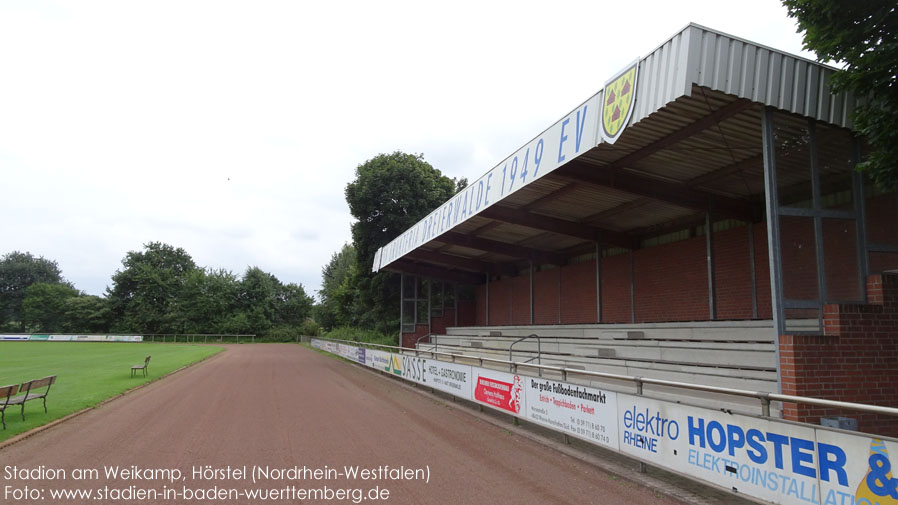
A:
509;333;540;375
314;337;898;419
415;333;434;355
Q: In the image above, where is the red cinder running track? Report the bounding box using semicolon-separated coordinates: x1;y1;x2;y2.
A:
0;345;684;505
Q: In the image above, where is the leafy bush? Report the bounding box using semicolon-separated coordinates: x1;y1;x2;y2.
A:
298;318;320;337
322;326;396;347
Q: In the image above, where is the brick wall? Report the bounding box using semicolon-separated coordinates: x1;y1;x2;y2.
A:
561;260;597;323
634;235;708;322
401;323;429;349
466;189;895;328
488;278;512;325
779;273;898;437
475;285;487;326
429;309;454;335
714;226;755;319
511;275;530;325
754;223;773;319
457;300;476;327
533;269;560;325
471;224;772;325
601;254;631;323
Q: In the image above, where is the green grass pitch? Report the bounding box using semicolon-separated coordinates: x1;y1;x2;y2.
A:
0;342;223;441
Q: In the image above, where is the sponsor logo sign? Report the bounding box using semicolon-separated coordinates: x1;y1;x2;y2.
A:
616;395;898;505
367;350;392;371
601;60;639;144
400;355;426;384
474;371;524;414
388;354;403;376
356;347;366;365
336;343;353;359
0;335;30;341
424;360;473;398
817;430;898;505
525;378;619;450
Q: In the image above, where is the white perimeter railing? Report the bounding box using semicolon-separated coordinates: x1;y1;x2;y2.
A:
312;337;898;505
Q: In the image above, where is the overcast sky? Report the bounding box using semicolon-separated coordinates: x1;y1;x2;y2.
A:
0;0;817;299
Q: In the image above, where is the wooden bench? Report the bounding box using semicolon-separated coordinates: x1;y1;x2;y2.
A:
0;384;20;430
8;375;56;422
131;355;150;377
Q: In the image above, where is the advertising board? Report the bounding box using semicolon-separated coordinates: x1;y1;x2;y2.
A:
616;394;898;505
311;341;898;505
524;377;619;450
473;370;524;415
0;335;30;340
424;360;473;398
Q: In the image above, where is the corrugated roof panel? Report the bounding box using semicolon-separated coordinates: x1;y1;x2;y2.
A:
598;200;694;231
479;223;541;243
677;25;853;129
520;233;582;251
374;23;859;273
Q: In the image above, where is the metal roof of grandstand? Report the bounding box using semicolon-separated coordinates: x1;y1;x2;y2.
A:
372;23;856;283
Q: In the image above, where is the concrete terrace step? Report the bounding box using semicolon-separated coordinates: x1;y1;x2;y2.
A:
420;343;777;380
445;321;776;342
413;346;779;416
424;338;777;369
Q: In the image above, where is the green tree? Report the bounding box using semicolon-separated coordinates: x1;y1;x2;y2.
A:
316;243;357;330
177;268;240;334
0;251;67;331
343;152;461;335
237;266;281;333
22;282;79;332
63;295;112;333
275;282;314;327
107;242;198;333
783;0;898;189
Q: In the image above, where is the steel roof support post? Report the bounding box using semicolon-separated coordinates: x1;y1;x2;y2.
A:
808;120;827;332
762;107;786;397
852;138;869;301
486;271;490;326
453;283;459;327
410;275;416;335
629;250;636;324
529;261;534;325
595;241;602;323
706;203;717;320
428;280;432;338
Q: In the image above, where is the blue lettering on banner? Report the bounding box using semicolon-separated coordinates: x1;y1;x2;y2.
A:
484;173;493;207
575;106;588;152
467;184;475;215
558;117;570;163
687;448;820;503
445;201;454;229
622;405;679;454
475;180;484;211
686;416;848;484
